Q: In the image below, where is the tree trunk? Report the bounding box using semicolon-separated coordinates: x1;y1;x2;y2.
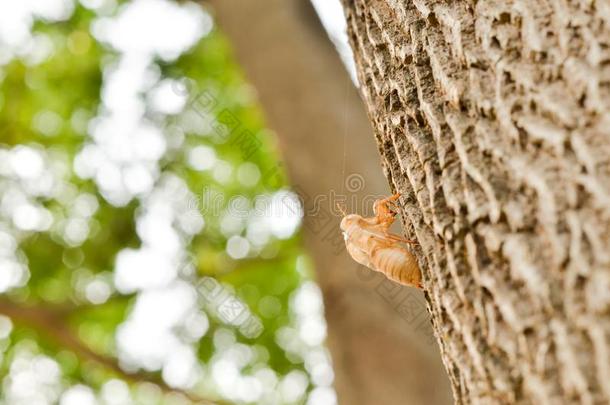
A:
207;1;452;404
342;0;610;403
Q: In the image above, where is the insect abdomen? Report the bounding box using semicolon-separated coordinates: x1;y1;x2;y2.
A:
370;245;421;288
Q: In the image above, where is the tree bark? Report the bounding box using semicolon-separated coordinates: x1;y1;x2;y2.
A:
342;0;610;403
206;1;452;404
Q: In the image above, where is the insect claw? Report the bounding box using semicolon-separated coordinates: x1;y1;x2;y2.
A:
387;200;401;210
336;203;347;216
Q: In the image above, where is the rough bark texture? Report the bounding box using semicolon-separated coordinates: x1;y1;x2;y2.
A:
207;1;453;404
342;0;610;404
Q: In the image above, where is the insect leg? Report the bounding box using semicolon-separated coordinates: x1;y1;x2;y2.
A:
372;193;418;246
373;193;402;229
383;233;418;245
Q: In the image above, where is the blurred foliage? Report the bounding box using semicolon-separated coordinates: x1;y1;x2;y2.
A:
0;1;330;404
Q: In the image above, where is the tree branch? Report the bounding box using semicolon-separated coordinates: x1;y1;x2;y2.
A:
0;297;230;405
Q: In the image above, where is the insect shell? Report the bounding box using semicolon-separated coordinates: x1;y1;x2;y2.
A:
338;193;422;289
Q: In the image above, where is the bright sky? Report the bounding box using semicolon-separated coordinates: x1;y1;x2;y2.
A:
310;0;358;83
